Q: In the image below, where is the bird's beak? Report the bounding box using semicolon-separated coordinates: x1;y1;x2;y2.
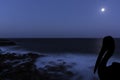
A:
94;46;106;74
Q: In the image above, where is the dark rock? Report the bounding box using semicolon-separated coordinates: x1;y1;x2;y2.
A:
0;53;41;80
0;53;74;80
65;71;74;76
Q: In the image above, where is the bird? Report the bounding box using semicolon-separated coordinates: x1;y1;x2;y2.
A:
94;36;120;80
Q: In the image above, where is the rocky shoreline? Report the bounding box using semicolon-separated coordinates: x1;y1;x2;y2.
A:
0;52;74;80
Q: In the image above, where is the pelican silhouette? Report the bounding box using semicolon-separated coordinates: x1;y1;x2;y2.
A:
94;36;120;80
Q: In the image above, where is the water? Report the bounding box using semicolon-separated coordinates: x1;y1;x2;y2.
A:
8;38;102;53
35;53;98;80
6;38;120;55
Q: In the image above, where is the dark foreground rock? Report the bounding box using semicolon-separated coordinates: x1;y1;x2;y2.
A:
0;53;74;80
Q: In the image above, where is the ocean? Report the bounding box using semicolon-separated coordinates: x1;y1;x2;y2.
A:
8;38;101;53
8;38;120;55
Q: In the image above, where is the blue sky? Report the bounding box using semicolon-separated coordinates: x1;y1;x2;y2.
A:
0;0;120;38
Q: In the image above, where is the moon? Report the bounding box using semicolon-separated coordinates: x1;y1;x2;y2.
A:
101;8;105;12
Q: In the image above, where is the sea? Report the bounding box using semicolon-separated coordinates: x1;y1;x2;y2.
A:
5;38;120;55
1;38;120;80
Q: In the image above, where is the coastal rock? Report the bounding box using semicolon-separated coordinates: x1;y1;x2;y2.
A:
0;52;74;80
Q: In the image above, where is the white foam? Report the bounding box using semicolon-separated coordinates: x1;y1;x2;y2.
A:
35;53;100;80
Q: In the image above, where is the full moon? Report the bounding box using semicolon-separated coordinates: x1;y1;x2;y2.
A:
101;8;105;12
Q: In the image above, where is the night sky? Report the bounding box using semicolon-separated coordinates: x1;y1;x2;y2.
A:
0;0;120;38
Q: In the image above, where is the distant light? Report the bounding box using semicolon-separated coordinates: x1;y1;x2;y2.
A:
101;8;105;12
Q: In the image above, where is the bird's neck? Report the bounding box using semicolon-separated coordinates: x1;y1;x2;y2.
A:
99;51;112;69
